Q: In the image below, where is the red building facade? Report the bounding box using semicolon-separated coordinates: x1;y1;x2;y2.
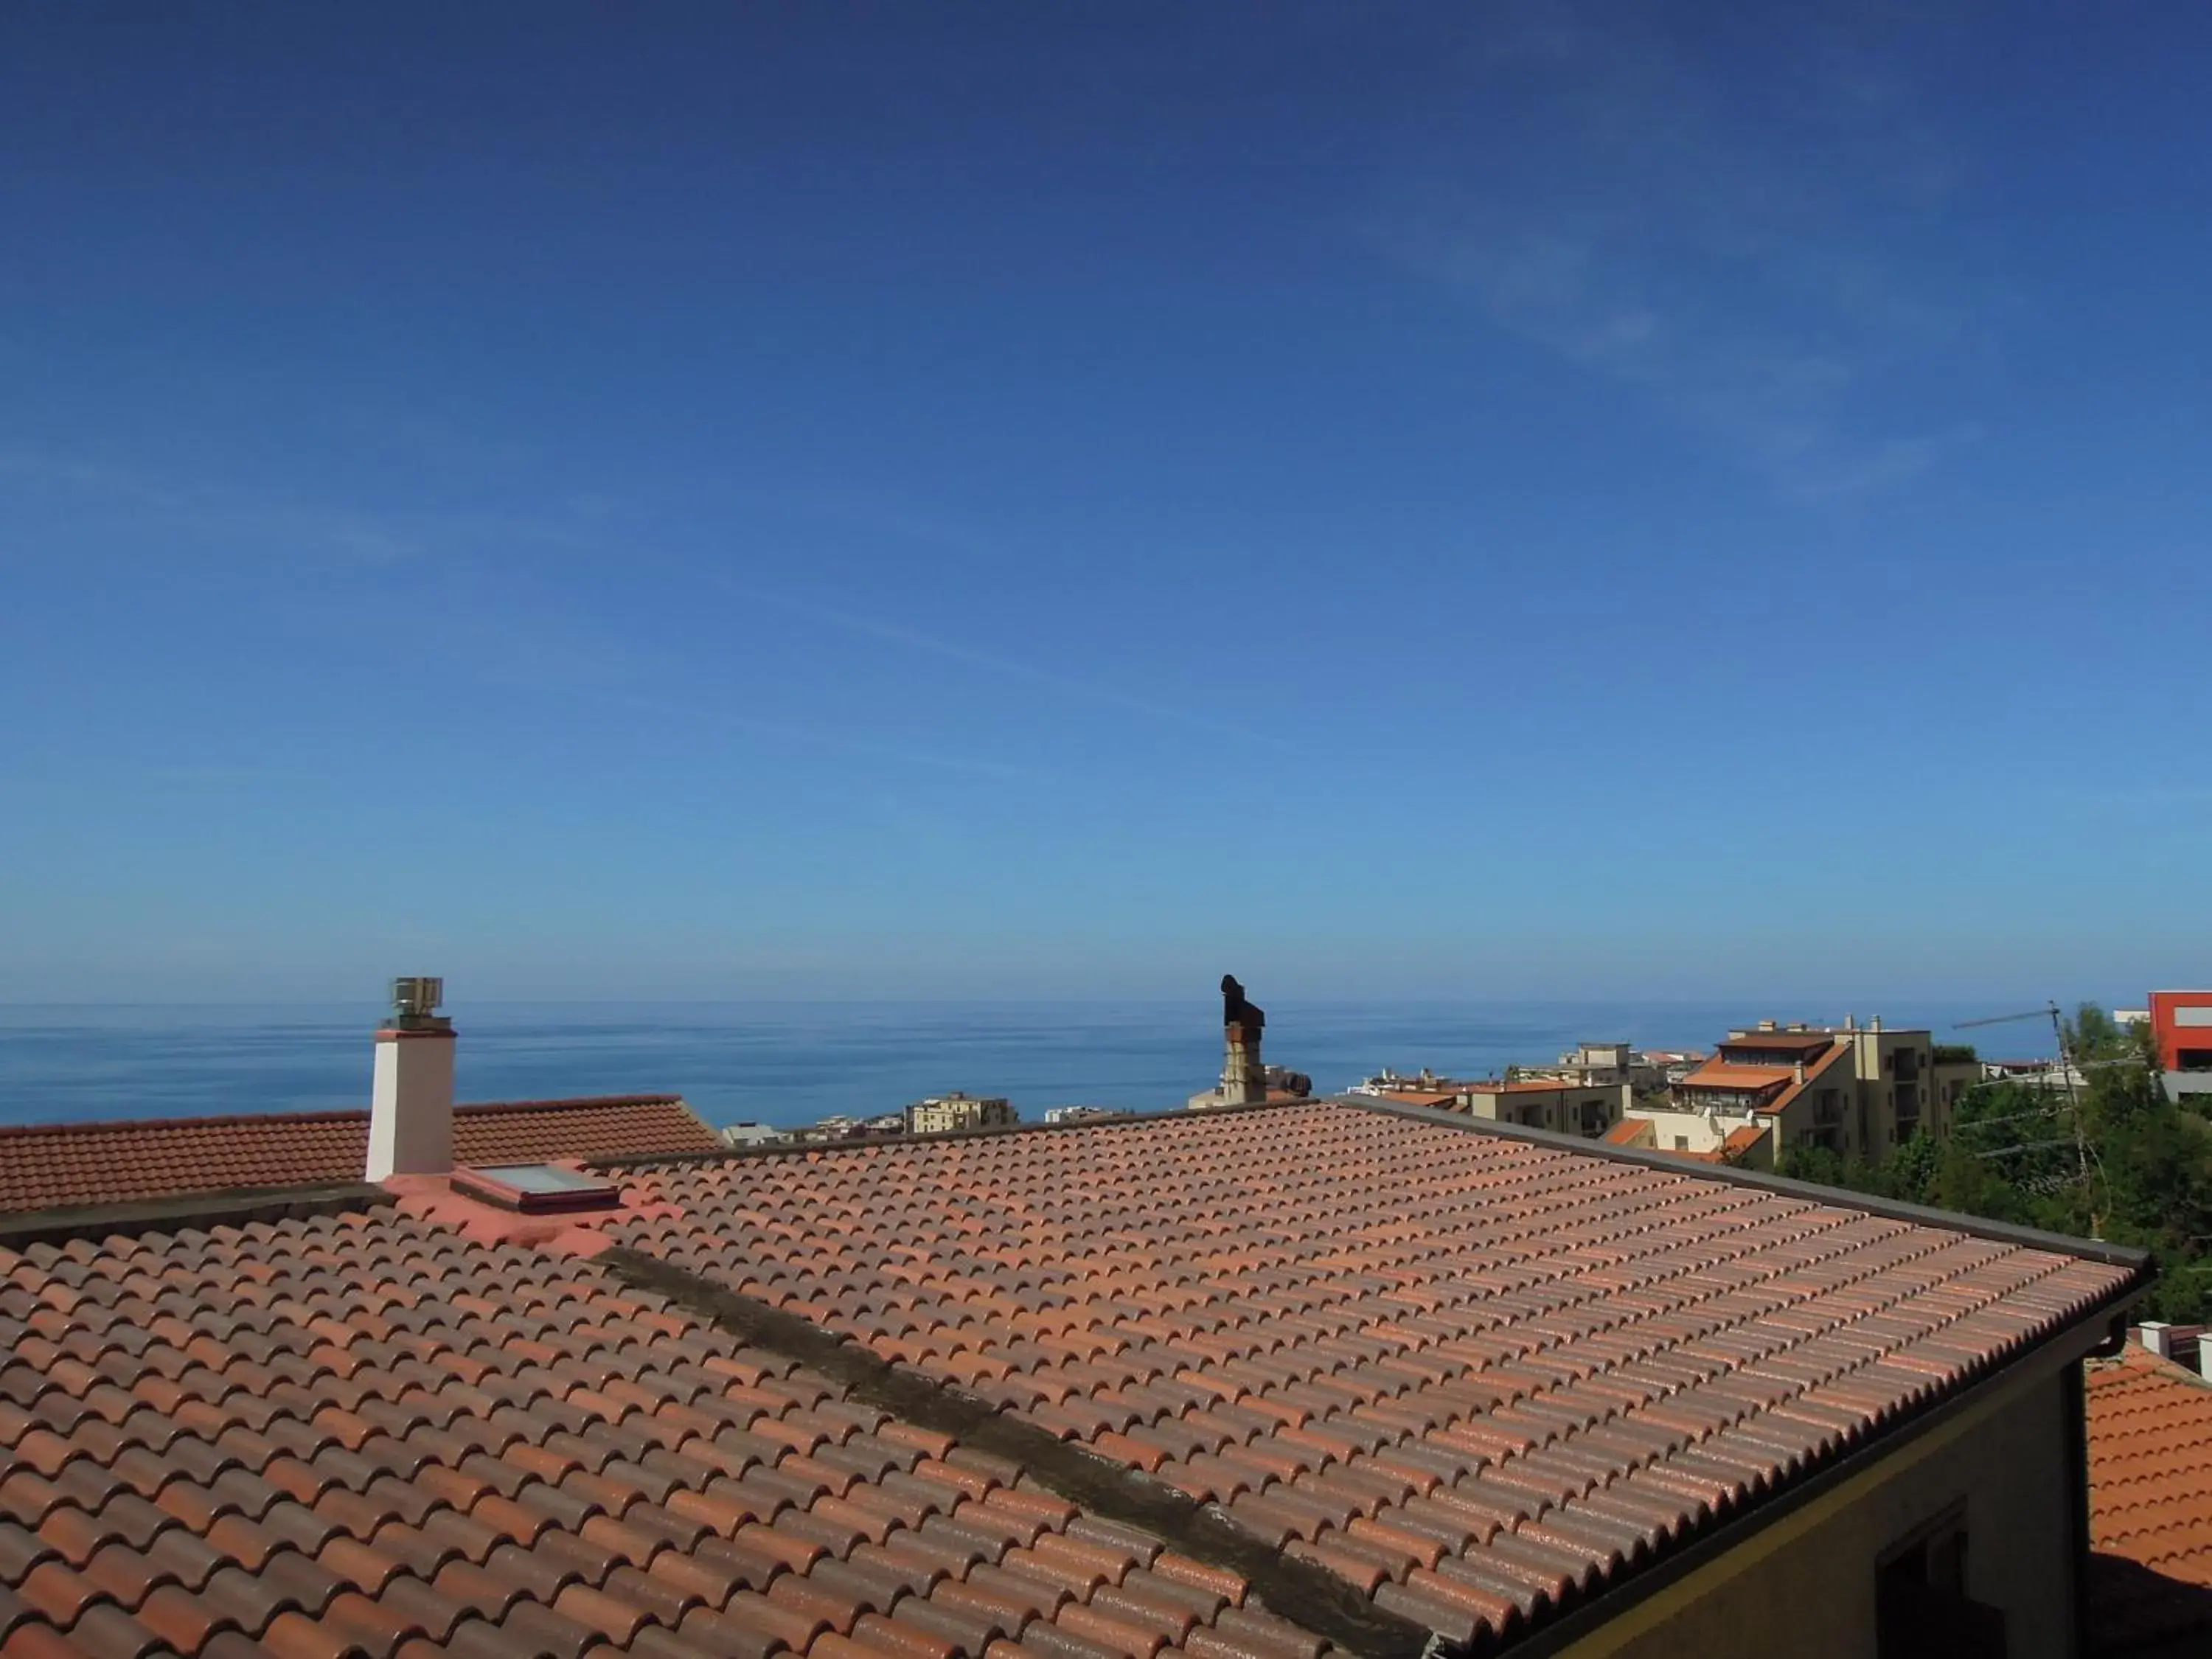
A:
2148;990;2212;1077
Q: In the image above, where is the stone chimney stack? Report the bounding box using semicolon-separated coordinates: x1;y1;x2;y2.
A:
1220;974;1267;1106
366;976;456;1180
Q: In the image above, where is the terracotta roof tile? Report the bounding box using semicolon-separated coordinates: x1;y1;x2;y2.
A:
0;1098;720;1214
2087;1343;2212;1652
0;1099;2145;1659
1674;1063;1795;1094
599;1101;2139;1648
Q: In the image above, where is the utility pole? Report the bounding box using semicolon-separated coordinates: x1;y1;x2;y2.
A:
1955;1001;2100;1235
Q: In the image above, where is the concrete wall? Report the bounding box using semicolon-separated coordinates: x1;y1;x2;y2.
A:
1770;1071;1855;1161
1930;1059;1981;1138
1560;1352;2085;1659
1464;1083;1628;1138
1843;1029;1936;1157
1628;1105;1757;1155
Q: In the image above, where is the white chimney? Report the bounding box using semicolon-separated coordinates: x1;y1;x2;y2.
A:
366;976;456;1180
2139;1321;2171;1359
2199;1340;2212;1382
1795;1060;1807;1085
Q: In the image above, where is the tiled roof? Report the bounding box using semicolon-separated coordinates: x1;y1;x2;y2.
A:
608;1101;2140;1648
1;1206;1351;1659
1717;1033;1834;1054
2086;1343;2212;1652
1457;1082;1596;1098
0;1097;720;1215
1750;1042;1851;1120
0;1101;2145;1659
1601;1121;1653;1148
1673;1063;1794;1095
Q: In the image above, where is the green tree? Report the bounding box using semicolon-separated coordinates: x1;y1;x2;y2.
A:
1929;1135;2029;1223
1876;1131;1943;1205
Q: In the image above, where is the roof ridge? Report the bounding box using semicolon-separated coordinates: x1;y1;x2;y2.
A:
0;1091;689;1140
1334;1092;2154;1272
0;1180;394;1248
587;1095;1304;1170
0;1105;371;1138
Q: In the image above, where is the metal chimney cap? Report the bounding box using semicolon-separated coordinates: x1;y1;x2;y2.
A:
389;976;451;1030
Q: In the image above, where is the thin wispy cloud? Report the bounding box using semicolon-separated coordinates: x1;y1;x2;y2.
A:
1385;2;1988;500
264;561;1058;785
591;686;1054;785
718;579;1292;751
0;446;424;568
1793;422;1986;501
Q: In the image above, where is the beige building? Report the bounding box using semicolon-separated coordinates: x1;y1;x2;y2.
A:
902;1091;1016;1135
1458;1077;1630;1138
1538;1040;1636;1085
1605;1111;1775;1169
1629;1017;1982;1165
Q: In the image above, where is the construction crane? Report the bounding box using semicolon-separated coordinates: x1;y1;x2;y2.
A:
1952;1002;2102;1234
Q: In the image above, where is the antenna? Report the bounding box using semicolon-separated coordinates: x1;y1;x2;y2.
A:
1951;1001;2104;1234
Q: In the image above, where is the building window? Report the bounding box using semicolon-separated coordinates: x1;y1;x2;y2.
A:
1877;1503;2005;1658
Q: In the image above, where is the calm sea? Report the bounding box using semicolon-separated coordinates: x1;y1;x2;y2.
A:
0;1000;2008;1133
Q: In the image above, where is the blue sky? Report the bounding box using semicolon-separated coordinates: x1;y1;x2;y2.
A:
2;2;2206;1006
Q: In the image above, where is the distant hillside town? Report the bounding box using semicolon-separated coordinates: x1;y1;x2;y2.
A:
718;990;2212;1165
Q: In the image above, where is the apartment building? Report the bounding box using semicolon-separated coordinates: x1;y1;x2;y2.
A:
1458;1076;1630;1138
1628;1017;1980;1164
1369;1074;1629;1138
903;1091;1017;1135
1548;1040;1635;1085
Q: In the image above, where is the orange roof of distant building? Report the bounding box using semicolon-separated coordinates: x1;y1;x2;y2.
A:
1678;1061;1798;1092
2086;1342;2212;1652
1723;1124;1770;1153
1377;1089;1458;1108
1719;1030;1836;1053
1756;1040;1854;1118
1460;1079;1599;1095
0;1093;720;1214
1604;1118;1656;1147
